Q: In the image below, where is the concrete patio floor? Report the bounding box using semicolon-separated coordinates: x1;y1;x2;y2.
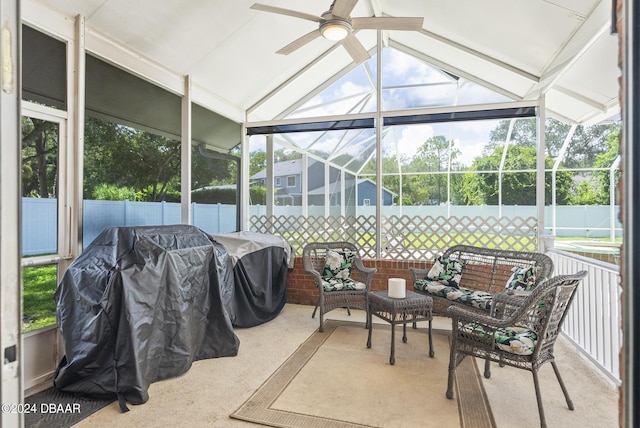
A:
70;303;619;428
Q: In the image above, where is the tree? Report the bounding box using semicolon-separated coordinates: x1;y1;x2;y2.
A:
191;145;235;191
459;144;574;205
249;151;266;177
358;135;462;205
403;136;461;205
570;130;621;205
274;148;300;163
488;117;620;168
570;179;600;205
21;117;59;198
84;117;234;202
84;117;182;201
484;117;620;205
593;132;621;204
92;184;137;201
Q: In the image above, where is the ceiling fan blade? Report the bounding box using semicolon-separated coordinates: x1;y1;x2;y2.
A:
341;33;370;64
352;17;424;31
250;3;321;23
330;0;358;19
276;29;322;55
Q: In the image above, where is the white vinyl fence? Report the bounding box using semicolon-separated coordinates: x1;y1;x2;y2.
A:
22;199;237;255
22;198;622;256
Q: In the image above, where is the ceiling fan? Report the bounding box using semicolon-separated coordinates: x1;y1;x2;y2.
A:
250;0;424;63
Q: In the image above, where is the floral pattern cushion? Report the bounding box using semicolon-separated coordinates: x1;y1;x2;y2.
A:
462;323;538;355
322;249;355;280
414;279;494;311
321;250;363;292
426;255;465;288
506;266;538;292
321;278;367;292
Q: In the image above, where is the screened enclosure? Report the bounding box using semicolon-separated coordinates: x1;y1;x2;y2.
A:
3;2;634;425
246;47;621;259
17;1;621;332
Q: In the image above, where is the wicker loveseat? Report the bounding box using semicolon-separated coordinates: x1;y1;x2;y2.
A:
409;245;554;317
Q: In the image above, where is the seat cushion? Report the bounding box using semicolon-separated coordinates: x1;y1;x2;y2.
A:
426;255;465;288
461;323;538;355
505;266;537;292
414;279;493;311
321;278;367;292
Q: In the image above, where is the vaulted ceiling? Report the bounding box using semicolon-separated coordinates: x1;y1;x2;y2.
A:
25;0;619;126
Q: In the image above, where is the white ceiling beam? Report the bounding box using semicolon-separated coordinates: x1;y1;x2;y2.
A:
415;28;539;83
191;82;244;123
578;102;621;125
247;40;350;117
528;23;611;100
261;41;367;120
85;25;245;123
528;0;611;99
544;109;578;126
553;86;609;111
541;0;610;73
22;0;75;40
85;28;183;95
369;0;383;17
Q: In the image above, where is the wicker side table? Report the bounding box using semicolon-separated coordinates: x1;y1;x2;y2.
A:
366;290;434;365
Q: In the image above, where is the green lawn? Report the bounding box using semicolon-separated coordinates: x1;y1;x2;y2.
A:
555;236;622;242
23;264;57;333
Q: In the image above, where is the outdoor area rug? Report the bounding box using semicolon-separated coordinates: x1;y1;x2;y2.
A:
231;319;496;428
24;386;114;428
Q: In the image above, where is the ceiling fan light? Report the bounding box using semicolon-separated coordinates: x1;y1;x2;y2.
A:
320;20;351;41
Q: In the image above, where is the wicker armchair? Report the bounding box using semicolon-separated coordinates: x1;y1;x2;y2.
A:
302;242;377;332
445;271;588;428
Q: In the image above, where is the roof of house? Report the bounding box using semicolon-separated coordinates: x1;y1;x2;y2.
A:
251;159;312;179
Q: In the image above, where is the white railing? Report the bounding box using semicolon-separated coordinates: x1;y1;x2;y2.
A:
547;248;622;385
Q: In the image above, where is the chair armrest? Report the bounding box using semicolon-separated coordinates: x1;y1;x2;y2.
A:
302;267;324;289
355;265;377;275
353;265;377;288
408;267;430;282
447;306;513;329
490;291;530;318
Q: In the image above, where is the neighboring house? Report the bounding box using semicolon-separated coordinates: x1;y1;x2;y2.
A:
251;159;395;206
355;178;395;206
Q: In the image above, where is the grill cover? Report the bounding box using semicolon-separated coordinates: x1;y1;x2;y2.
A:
54;225;239;405
211;231;293;327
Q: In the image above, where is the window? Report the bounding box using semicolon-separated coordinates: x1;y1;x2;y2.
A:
287;176;296;187
275;177;281;187
21;111;64;332
363;199;371;206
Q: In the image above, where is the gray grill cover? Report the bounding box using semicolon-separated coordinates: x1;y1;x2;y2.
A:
53;225;239;405
211;231;293;328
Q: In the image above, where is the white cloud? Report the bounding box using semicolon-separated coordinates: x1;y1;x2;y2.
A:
386;123;493;168
454;138;484;167
394;124;435;156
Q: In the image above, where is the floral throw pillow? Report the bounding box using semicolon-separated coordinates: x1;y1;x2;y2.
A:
322;249;355;281
505;266;538;292
426;255;465;288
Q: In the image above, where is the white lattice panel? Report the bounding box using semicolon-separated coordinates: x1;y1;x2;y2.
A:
251;215;538;259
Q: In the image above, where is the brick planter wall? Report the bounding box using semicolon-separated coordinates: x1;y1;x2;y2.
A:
286;256;432;306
